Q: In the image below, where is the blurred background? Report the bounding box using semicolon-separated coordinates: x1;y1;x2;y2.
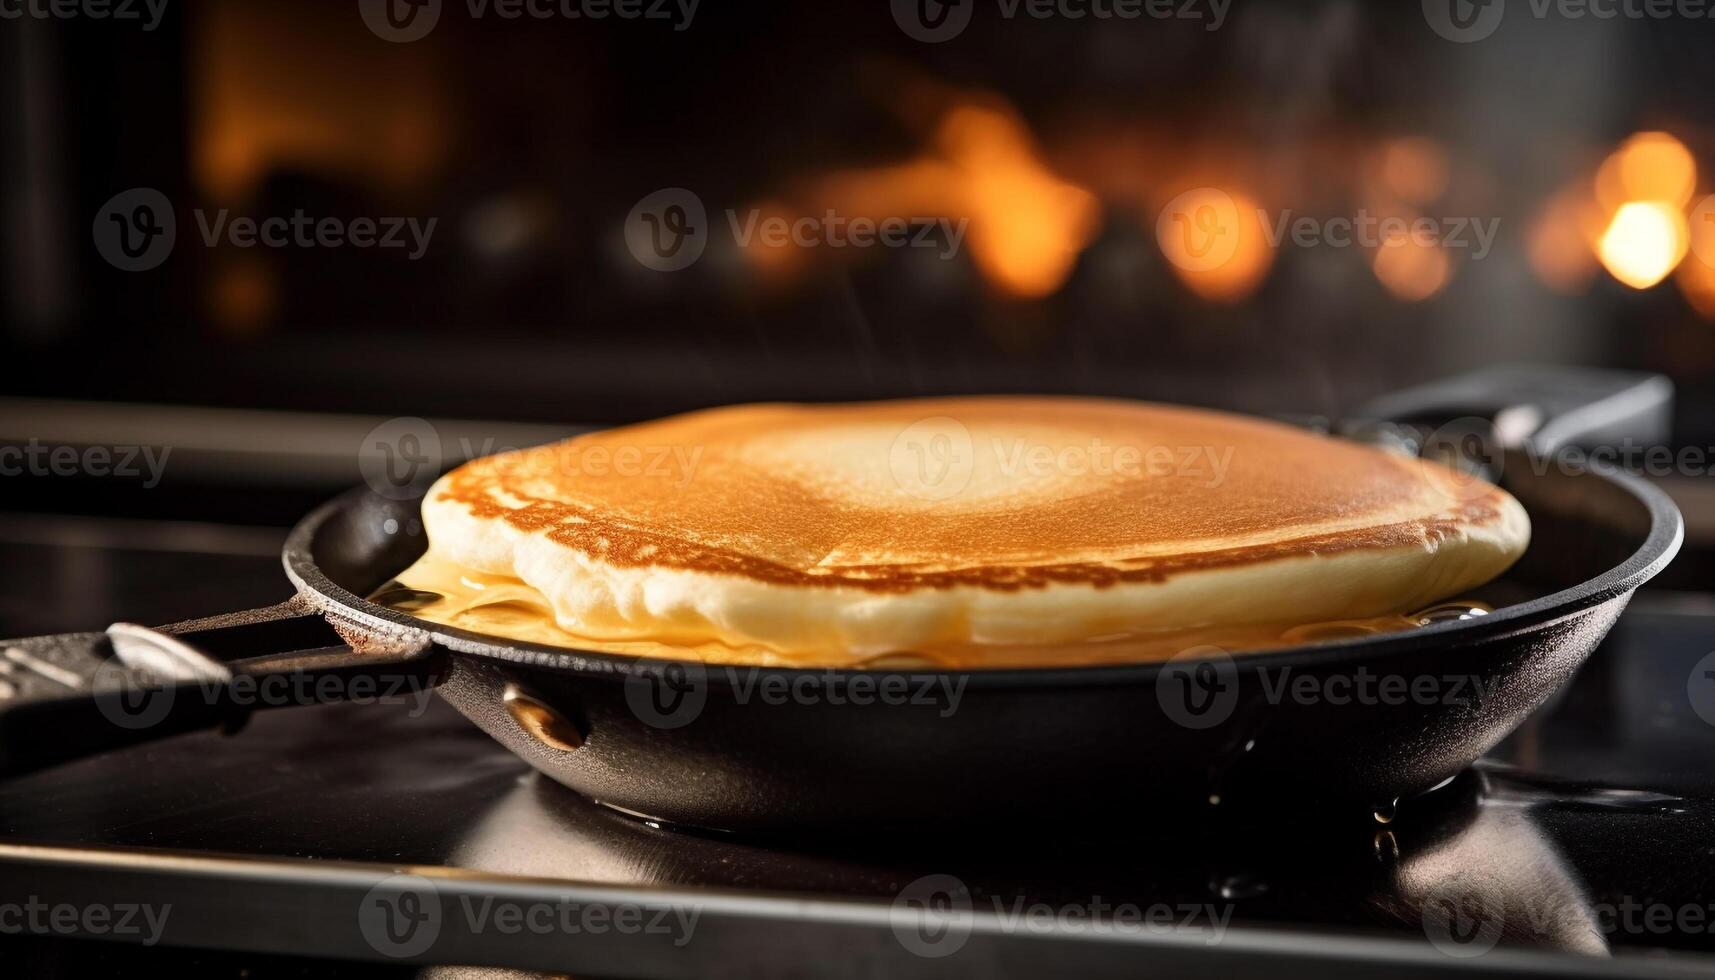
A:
4;0;1715;612
6;1;1715;415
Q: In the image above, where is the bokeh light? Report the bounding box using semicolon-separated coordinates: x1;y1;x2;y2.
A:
1597;201;1689;290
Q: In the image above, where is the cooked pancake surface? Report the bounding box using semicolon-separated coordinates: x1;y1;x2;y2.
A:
399;398;1529;666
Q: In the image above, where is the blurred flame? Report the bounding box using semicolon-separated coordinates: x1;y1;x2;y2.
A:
937;106;1101;297
195;3;448;201
1154;186;1272;302
1595;132;1697;211
779;100;1100;298
1372;226;1451;302
1597;201;1688;290
1378;138;1450;206
1574;132;1701;291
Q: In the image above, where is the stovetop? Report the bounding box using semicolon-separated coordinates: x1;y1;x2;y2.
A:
3;514;1715;978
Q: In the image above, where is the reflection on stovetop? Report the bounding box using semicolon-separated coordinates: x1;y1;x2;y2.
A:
0;607;1713;966
2;518;1715;973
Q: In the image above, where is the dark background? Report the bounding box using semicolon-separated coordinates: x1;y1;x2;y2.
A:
5;0;1715;432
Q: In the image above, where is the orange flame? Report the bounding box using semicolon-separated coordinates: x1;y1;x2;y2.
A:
1598;201;1689;290
1590;132;1696;290
766;100;1100;298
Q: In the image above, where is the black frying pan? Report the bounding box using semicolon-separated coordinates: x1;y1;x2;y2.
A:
0;392;1684;837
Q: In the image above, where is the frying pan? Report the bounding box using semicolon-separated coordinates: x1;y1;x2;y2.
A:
0;376;1683;836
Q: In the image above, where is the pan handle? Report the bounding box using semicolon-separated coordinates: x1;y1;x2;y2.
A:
0;601;443;777
1354;365;1673;455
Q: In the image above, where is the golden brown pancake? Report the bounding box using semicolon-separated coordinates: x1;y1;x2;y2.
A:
390;398;1529;667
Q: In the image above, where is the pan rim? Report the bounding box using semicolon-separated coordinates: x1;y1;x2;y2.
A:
282;464;1682;688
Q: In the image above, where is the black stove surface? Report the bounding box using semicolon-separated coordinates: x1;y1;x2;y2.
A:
3;515;1715;978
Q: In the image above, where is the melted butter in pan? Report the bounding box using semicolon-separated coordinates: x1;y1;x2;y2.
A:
371;553;1493;669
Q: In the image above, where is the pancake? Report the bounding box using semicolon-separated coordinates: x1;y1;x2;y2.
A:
386;398;1530;667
